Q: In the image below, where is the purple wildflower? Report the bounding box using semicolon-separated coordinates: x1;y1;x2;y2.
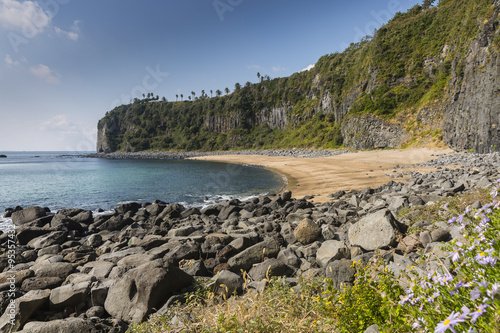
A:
448;216;457;224
471;304;489;323
434;311;465;333
438;273;454;286
487;283;500;298
471;287;482;301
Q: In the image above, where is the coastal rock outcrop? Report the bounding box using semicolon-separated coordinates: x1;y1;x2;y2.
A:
1;151;499;331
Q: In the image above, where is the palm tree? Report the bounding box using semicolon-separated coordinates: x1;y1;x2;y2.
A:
188;96;191;101
234;83;241;91
257;72;261;81
180;94;183;101
142;93;145;98
245;81;251;88
210;90;213;97
201;90;205;98
216;89;222;97
176;94;178;101
225;87;230;95
191;91;195;100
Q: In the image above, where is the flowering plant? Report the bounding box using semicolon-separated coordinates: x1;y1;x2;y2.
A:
396;184;500;332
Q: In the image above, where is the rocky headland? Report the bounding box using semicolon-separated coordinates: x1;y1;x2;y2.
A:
0;151;498;332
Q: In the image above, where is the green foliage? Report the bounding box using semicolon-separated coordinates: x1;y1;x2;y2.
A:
388;187;500;332
101;0;496;152
316;261;405;332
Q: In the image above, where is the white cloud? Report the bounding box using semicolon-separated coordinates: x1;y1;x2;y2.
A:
272;65;286;73
0;0;51;36
41;114;73;132
300;64;315;72
54;20;80;41
40;114;97;151
4;54;19;66
29;64;61;84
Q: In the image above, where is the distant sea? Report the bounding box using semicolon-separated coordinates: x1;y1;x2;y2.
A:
0;151;285;230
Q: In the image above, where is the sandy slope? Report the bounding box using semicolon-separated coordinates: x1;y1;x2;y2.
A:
191;148;455;202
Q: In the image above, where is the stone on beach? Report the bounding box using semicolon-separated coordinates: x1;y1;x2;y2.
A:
104;261;193;323
294;218;321;245
11;207;47;226
348;209;401;251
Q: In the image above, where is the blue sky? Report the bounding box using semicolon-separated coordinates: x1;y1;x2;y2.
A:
0;0;422;151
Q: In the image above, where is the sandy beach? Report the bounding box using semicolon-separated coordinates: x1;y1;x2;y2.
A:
191;148;456;202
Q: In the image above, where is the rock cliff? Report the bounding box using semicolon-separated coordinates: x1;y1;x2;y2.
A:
96;0;500;153
443;8;500;153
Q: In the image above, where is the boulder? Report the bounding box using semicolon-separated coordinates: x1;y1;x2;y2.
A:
316;240;350;267
11;207;47;226
163;242;199;265
248;258;288;281
32;262;74;280
114;202;141;215
227;237;281;272
211;270;243;298
431;228;451;242
82;261;115;279
49;281;90;310
348;209;401;251
325;260;356;289
277;249;301;269
104;261;193;323
294;218;321;245
21;277;63;292
0;289;50;333
98;247;145;264
397;234;422;253
27;231;68;250
0;270;34;287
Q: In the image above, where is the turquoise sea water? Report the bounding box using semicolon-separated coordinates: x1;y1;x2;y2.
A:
0;151;285;214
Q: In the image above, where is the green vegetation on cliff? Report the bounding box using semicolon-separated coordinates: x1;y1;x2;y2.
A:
98;0;498;152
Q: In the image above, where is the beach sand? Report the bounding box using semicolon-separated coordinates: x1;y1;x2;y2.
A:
191;148;456;202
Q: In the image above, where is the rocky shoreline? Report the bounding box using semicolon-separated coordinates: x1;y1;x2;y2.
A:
0;152;499;332
85;148;352;160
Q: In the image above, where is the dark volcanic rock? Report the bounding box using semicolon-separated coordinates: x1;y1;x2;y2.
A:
11;207;47;226
227;237;280;272
104;261;193;323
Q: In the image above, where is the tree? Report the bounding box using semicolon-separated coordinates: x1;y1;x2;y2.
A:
422;0;435;9
201;90;205;98
180;94;183;101
176;94;178;101
142;93;145;98
234;82;241;91
147;93;151;98
257;72;261;81
191;91;195;100
225;87;230;95
245;81;251;88
188;96;191;101
210;89;213;97
216;89;222;97
156;95;159;100
162;96;167;102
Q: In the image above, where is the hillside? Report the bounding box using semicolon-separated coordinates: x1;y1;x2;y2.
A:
97;0;500;153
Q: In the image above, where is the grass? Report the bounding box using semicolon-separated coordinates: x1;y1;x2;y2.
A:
398;188;491;233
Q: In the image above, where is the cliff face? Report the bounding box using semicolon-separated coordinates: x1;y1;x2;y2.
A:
443;13;500;152
341;114;410;150
96;0;500;153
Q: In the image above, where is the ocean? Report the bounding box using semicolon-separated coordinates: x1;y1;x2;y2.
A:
0;151;285;230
